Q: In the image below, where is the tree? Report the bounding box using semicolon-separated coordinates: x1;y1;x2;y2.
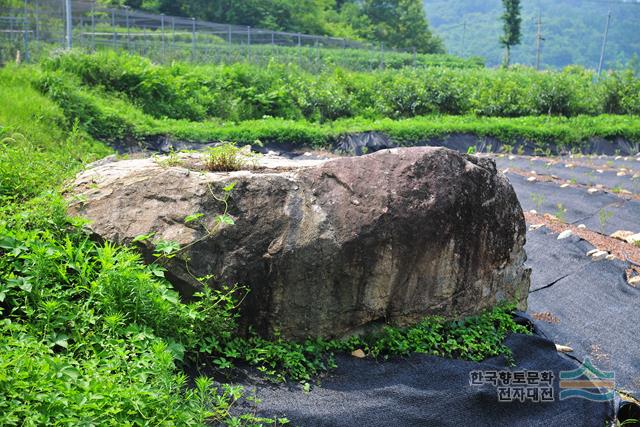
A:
360;0;444;53
499;0;522;66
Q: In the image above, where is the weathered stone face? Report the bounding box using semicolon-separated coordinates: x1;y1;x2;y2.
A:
70;147;530;340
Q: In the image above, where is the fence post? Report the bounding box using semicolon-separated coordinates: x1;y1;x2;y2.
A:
111;9;116;49
143;25;147;55
34;0;40;53
79;16;84;48
271;32;274;46
23;18;30;62
380;42;385;69
247;26;251;62
171;17;175;53
227;25;232;61
91;4;96;52
9;12;14;44
191;17;196;62
160;13;165;60
64;0;72;49
125;7;130;50
413;47;417;67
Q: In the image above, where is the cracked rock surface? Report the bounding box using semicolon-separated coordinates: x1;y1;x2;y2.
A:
69;147;530;339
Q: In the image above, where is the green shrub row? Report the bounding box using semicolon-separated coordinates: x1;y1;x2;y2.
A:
42;51;640;124
27;67;640;150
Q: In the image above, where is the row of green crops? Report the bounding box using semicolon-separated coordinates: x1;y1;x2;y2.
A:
23;69;640;150
41;51;640;125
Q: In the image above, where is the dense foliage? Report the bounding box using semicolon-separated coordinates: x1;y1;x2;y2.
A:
41;51;640;124
28;51;640;151
100;0;444;54
425;0;640;70
0;64;270;425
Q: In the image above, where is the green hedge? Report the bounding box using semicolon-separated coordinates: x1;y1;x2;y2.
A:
24;54;639;151
41;51;640;124
28;72;640;149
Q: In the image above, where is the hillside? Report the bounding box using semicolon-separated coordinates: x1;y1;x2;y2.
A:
425;0;640;70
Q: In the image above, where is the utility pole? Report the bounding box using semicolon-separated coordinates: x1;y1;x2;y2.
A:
461;19;467;57
65;0;72;49
535;11;544;70
597;9;612;77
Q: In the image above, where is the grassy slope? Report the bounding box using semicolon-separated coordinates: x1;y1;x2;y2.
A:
0;66;111;198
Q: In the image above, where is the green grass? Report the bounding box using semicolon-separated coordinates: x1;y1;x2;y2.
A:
205;142;251;172
0;66;111;199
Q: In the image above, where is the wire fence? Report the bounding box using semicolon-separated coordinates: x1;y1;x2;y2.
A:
0;0;447;72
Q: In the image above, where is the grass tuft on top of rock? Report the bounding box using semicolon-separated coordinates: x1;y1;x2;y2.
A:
205;142;252;172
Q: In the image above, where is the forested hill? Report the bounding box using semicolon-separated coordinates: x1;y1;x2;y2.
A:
425;0;640;70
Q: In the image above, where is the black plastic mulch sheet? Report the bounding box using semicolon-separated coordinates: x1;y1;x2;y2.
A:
526;226;640;398
235;333;614;426
494;156;640;194
505;172;640;235
577;156;640;171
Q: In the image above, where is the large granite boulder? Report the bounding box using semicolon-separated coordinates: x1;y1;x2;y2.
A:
69;147;530;340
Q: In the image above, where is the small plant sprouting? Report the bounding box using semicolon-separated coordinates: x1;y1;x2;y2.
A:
211;182;236;228
155;147;183;168
555;203;567;222
501;144;513;154
531;193;545;211
598;209;613;234
131;231;155;243
466;145;477;155
153;240;181;258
